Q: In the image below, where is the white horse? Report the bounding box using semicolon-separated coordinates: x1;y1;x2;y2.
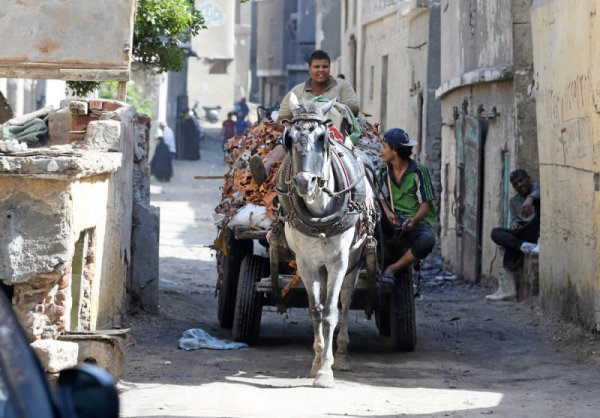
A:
276;94;374;387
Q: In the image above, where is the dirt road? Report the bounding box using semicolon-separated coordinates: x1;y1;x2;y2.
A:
119;131;600;418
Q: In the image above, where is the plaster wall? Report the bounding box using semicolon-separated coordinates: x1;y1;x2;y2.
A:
361;12;411;132
1;100;137;335
530;0;600;329
440;0;513;83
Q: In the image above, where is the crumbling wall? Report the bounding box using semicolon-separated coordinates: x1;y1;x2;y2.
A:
0;98;141;337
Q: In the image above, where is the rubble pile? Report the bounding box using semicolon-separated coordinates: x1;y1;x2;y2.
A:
214;116;384;231
215;121;284;226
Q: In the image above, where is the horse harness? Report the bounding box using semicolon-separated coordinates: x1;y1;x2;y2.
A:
276;135;371;238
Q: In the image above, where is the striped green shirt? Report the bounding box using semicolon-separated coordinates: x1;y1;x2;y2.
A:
377;159;437;228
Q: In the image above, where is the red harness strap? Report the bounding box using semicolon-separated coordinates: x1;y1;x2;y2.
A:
328;126;345;144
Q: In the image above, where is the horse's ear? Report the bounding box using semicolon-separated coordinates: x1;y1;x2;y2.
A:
319;98;336;117
290;93;300;111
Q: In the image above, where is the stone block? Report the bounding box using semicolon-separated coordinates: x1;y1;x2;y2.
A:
131;203;160;313
58;330;132;379
69;101;88;115
31;339;79;373
48;108;72;146
84;120;122;151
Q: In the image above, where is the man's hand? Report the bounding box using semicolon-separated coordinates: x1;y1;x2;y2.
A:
510;221;525;231
402;217;416;231
521;196;534;217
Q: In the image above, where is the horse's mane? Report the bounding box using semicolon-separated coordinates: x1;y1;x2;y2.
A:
292;99;330;119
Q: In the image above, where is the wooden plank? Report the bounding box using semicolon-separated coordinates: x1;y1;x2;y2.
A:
0;66;129;81
60;69;130;81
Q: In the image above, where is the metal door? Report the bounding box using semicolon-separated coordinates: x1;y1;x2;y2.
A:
454;115;486;282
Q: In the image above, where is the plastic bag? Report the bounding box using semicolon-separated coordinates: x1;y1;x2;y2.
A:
178;328;248;350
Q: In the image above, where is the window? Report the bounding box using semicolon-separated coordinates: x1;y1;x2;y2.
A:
209;59;231;74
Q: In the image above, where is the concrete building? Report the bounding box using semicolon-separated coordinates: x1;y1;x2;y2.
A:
315;0;342;74
254;0;317;107
234;1;253;103
436;0;538;283
340;0;442;222
188;0;236;121
530;0;600;330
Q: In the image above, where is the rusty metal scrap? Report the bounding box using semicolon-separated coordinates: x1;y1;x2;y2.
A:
216;121;284;224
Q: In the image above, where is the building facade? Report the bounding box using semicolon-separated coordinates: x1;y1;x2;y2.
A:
340;0;442;223
436;0;538;283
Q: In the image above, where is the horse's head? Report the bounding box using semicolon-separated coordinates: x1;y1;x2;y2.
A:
281;94;336;199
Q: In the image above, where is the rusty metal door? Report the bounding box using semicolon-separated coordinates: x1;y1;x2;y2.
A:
454;115;486;282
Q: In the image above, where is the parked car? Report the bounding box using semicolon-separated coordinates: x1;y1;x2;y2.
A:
0;291;119;418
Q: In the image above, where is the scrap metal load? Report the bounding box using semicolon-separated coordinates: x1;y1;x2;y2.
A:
214;115;384;233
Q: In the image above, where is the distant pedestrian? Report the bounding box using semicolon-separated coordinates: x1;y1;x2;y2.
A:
222;112;236;145
158;121;176;159
235;97;249;120
235;112;248;135
150;136;173;182
180;112;202;161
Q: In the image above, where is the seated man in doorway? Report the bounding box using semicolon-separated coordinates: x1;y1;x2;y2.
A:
249;49;360;185
486;169;540;301
375;128;437;283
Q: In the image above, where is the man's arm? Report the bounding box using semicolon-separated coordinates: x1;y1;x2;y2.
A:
521;181;540;217
276;92;293;123
338;80;359;115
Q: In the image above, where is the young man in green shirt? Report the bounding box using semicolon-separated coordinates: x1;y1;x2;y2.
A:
376;128;436;283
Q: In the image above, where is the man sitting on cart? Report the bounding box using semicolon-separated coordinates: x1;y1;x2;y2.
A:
376;128;437;284
249;49;360;185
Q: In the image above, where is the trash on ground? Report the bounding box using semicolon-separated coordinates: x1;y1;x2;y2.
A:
178;328;248;350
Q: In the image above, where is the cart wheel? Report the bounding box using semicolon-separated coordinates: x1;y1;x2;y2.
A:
390;268;417;351
217;235;244;329
375;289;391;336
232;255;267;344
375;307;391;336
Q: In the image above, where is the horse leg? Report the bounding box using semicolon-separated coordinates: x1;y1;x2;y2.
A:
333;272;356;371
298;263;324;379
313;267;346;388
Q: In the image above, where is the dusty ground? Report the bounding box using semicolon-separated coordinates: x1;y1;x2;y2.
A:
119;131;600;418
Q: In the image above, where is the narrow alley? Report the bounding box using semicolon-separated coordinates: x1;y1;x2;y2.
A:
119;133;600;418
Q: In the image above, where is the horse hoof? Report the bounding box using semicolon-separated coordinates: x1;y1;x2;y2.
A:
313;372;335;388
333;356;351;371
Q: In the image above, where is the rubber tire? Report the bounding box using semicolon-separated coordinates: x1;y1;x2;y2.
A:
390;268;417;351
232;256;267;344
375;296;391;336
217;236;244;329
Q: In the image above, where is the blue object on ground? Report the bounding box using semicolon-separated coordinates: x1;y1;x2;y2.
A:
178;328;249;350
